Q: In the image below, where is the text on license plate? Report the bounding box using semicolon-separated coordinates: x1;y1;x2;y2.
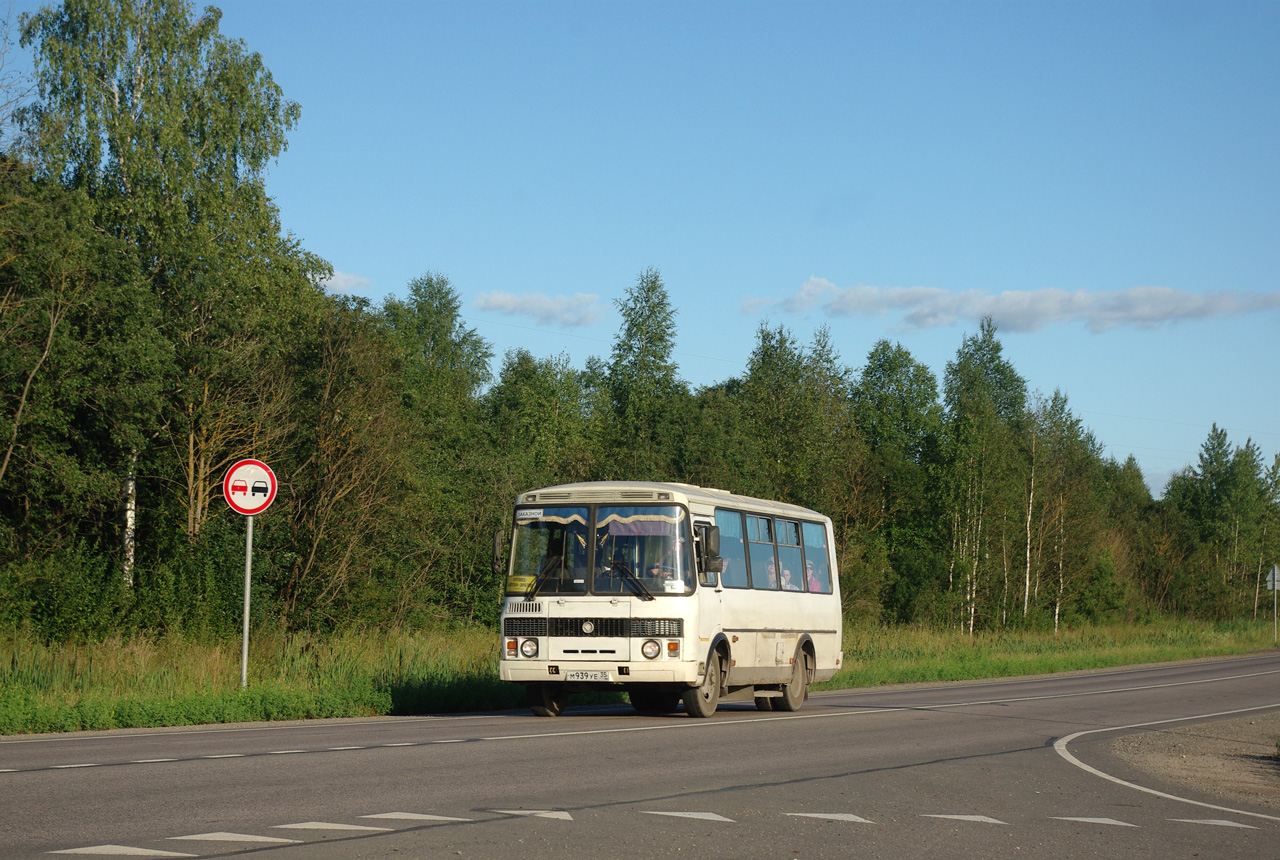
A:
565;670;612;682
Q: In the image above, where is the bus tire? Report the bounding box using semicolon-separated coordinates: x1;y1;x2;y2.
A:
683;655;721;718
527;683;567;717
754;695;775;711
628;686;680;715
776;653;809;712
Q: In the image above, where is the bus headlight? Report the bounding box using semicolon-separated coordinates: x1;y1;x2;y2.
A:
520;638;539;658
641;639;661;660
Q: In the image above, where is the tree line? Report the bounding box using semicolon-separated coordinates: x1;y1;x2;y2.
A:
2;0;1277;640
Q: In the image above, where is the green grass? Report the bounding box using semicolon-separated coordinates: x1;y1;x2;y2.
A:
819;619;1276;690
0;626;523;735
2;620;1274;735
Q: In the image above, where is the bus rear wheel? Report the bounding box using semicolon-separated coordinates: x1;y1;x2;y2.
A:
776;653;809;712
527;683;567;717
683;656;721;718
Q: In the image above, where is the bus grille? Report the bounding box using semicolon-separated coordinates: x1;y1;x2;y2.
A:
504;617;548;636
631;618;683;637
550;618;628;637
503;618;683;638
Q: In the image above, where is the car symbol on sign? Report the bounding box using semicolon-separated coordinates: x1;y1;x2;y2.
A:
231;479;248;495
251;480;269;497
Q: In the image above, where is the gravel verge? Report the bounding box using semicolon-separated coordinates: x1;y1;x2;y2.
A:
1111;710;1280;811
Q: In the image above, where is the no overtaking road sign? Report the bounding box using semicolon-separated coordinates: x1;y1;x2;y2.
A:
223;458;277;516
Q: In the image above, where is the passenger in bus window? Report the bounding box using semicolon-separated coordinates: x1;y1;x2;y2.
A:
806;558;829;592
764;558;779;589
780;565;800;591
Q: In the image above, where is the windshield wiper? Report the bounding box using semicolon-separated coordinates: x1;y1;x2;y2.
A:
525;557;561;601
611;561;655;601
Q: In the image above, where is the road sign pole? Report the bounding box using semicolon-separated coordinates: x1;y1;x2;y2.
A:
224;458;277;689
241;514;254;689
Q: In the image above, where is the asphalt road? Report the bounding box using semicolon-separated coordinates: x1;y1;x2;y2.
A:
3;653;1279;859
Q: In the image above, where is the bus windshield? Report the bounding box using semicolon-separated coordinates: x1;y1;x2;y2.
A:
594;505;693;597
506;504;693;597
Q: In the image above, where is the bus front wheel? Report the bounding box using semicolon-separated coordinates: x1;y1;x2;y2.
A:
527;683;567;717
683;656;721;718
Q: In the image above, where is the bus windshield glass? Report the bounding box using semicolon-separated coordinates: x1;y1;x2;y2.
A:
594;505;694;596
507;507;590;597
506;504;693;597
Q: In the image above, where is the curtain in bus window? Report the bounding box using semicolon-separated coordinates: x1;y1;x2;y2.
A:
713;509;749;588
801;521;831;593
776;520;804;591
595;506;692;595
508;507;590;595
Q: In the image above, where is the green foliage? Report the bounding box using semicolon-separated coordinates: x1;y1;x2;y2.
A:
604;267;684;479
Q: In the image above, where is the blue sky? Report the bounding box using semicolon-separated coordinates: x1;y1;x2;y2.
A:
14;1;1280;495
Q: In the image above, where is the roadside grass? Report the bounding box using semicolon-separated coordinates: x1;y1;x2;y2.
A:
1;620;1274;735
0;626;523;735
819;619;1276;690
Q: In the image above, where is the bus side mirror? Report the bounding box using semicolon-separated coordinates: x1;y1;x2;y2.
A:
492;529;504;578
698;525;723;584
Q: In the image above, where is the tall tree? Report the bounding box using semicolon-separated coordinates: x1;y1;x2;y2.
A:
941;317;1027;633
605;267;685;479
380;274;497;623
852;340;942;621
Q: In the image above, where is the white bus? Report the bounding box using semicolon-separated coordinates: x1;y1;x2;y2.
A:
497;481;843;717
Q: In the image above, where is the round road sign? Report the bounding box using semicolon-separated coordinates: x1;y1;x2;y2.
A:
223;459;277;516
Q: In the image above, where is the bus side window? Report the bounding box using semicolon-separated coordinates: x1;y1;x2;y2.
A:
775;520;803;591
714;509;749;588
801;521;831;593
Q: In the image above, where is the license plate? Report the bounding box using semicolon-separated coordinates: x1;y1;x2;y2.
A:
565;670;611;682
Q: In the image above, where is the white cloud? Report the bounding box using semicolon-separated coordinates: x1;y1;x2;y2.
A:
322;270;374;295
473;291;603;327
763;278;1280;333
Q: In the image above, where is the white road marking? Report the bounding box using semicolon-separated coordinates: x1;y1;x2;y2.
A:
361;812;473;822
1052;817;1137;827
640;811;735;822
1053;703;1280;824
200;754;243;759
471;667;1280;746
786;812;875;824
434;739;465;743
328;746;364;750
130;759;175;764
52;763;98;769
49;847;196;857
922;814;1008;825
267;750;305;754
493;809;574;820
0;768;17;772
1169;818;1259;829
382;742;415;747
272;821;392;831
170;832;300;843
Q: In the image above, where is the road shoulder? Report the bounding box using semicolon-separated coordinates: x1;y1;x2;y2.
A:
1111;710;1280;811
